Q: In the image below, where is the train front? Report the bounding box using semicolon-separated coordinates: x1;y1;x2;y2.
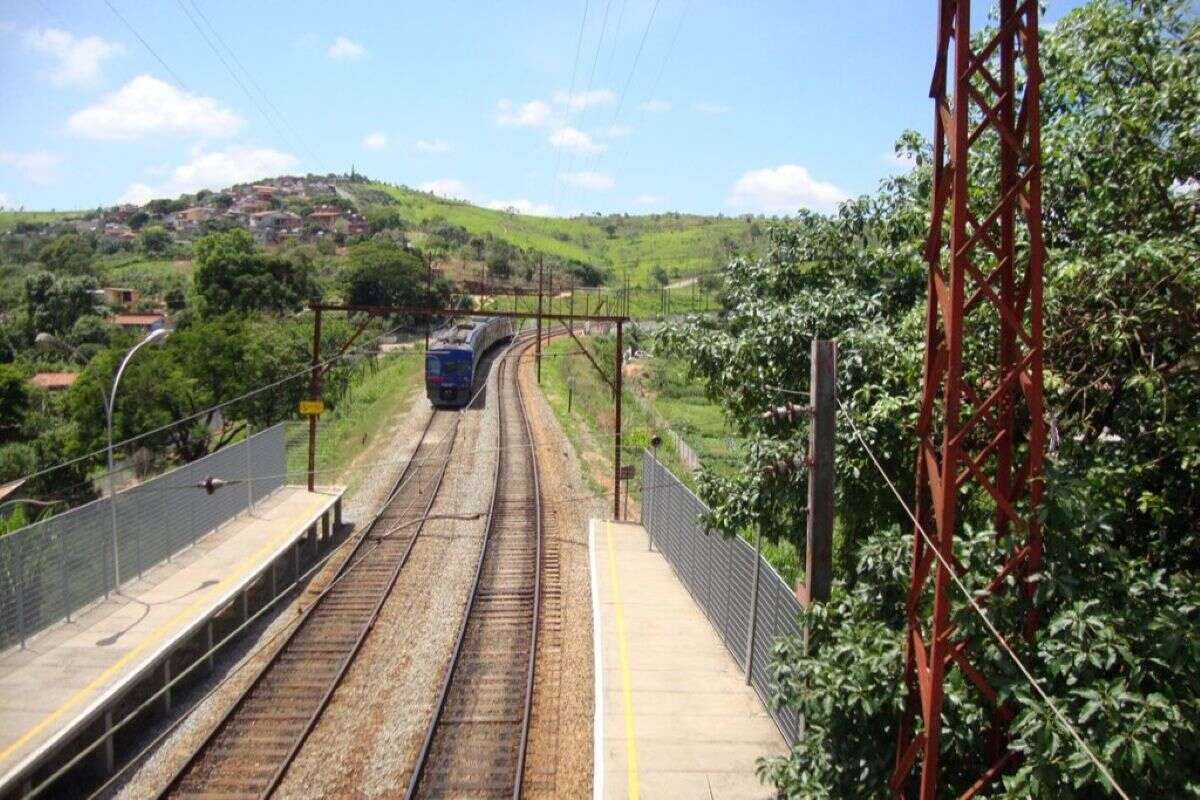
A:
425;347;473;406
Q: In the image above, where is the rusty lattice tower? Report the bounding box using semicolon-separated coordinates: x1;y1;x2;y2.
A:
892;0;1046;796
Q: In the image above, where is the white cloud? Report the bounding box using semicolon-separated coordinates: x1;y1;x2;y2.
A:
328;36;366;60
415;138;450;154
0;191;11;209
363;132;388;150
485;198;556;216
0;149;63;183
498;98;554;128
639;99;671;113
693;101;731;115
554;88;616;110
419;178;469;200
548;127;604;155
633;194;665;207
24;28;121;87
68;75;242;140
116;145;297;204
561;171;614;191
726;164;849;214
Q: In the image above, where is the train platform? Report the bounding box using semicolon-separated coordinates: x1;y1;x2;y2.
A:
589;519;787;800
0;484;344;797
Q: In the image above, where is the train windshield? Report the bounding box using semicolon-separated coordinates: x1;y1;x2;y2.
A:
425;356;441;375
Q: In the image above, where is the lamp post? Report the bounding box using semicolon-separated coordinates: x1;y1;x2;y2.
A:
104;328;170;589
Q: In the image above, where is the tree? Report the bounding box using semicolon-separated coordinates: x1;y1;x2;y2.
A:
23;271;100;338
127;211;150;231
342;240;425;310
660;2;1200;796
652;265;670;287
0;364;29;443
193;229;315;316
34;233;93;275
140;224;171;254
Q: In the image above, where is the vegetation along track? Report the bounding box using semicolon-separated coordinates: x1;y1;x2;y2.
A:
406;337;544;799
158;408;460;799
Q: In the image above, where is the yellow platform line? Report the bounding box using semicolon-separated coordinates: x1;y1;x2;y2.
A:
605;520;639;800
0;499;326;768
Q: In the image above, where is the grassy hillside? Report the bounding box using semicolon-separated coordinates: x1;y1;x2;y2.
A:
0;210;80;231
350;181;759;287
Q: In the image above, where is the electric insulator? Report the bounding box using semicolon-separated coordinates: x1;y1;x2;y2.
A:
760;401;811;424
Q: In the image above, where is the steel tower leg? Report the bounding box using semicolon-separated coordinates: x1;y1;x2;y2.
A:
892;1;1045;796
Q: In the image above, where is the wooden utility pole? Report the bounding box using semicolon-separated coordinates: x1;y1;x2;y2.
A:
569;277;575;332
802;339;836;606
536;258;543;384
613;319;624;519
306;308;322;492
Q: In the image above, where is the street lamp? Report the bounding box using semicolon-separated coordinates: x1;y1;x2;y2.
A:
105;328;170;590
37;327;171;591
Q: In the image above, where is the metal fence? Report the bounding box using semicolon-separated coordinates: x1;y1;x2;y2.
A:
642;449;804;745
0;424;287;651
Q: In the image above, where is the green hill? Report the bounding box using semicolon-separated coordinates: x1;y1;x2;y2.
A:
348;181;762;287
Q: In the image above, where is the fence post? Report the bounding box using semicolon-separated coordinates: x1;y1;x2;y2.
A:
745;524;763;684
246;423;254;512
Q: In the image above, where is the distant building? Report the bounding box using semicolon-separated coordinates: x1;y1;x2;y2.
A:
176;206;215;225
95;287;140;307
29;372;79;392
252;185;276;202
103;224;136;241
111;313;165;332
306;206;341;229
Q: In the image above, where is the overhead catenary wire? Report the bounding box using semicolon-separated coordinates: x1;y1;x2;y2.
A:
101;0;192;91
548;0;592;213
834;394;1132;800
183;0;323;167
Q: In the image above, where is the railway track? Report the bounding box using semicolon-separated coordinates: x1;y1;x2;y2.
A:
158;408;460;799
406;338;543;799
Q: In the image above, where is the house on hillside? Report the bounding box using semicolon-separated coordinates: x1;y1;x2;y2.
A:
249;210;302;242
252;185;276;202
103;224;136;241
95;287;140;307
28;372;79;392
175;207;215;230
305;206;342;229
346;213;370;237
111;312;165;332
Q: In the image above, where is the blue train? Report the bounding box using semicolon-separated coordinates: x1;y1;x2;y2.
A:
425;316;515;407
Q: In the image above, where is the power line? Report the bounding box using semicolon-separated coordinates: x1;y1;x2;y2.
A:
173;0;305;166
616;0;691;165
549;0;592;215
102;0;192;90
835;394;1132;800
184;0;322;167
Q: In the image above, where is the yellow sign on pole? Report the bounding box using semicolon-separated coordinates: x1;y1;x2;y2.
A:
298;399;325;416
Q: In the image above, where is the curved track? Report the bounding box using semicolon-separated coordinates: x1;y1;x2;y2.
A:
406;338;543;799
158;408;460;799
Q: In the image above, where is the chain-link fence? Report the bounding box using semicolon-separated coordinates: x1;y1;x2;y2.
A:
0;424;286;651
642;449;804;745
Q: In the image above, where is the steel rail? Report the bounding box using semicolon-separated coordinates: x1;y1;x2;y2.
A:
157;407;458;799
405;333;542;799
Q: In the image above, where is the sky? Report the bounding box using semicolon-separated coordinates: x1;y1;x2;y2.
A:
0;0;1088;217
